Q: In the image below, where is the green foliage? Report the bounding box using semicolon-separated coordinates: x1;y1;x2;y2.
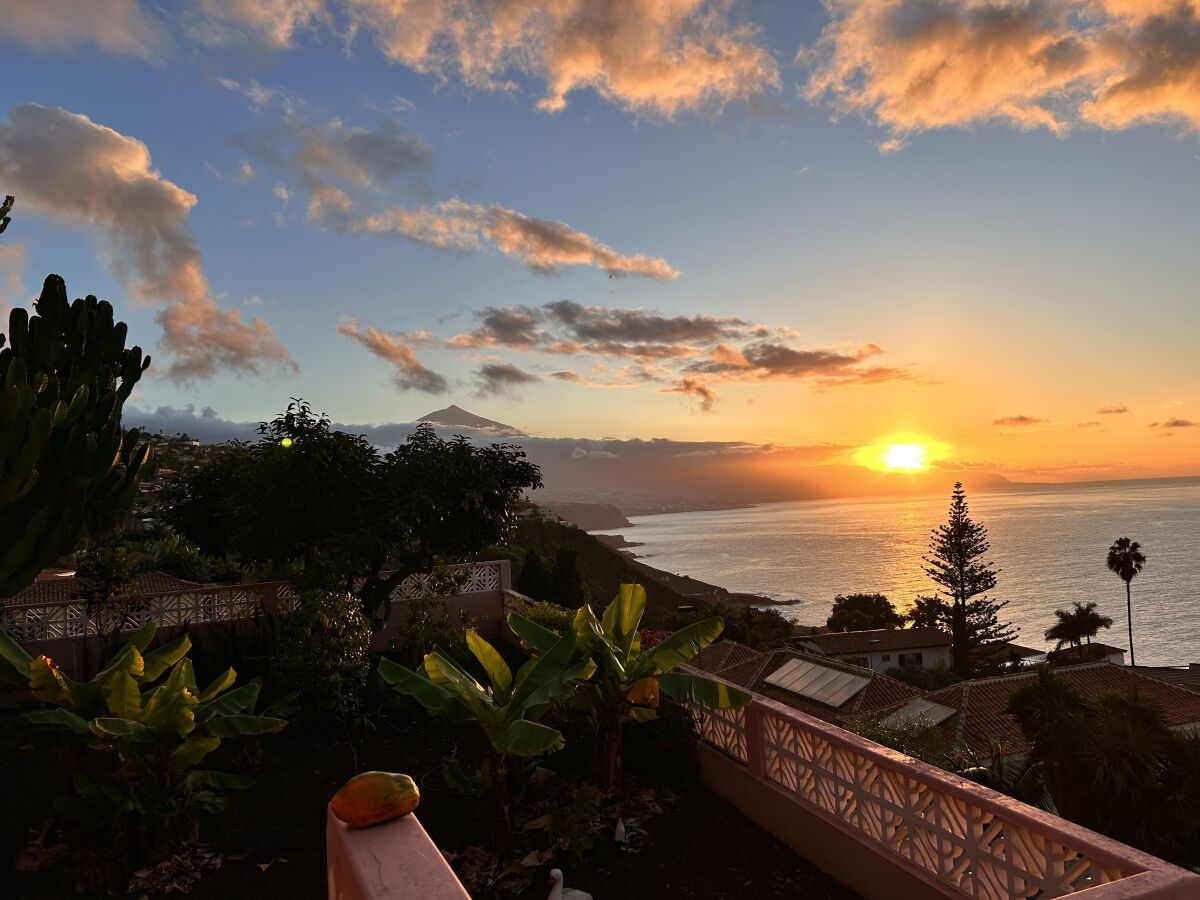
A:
0;275;153;599
920;483;1016;675
386;589;471;670
510;584;751;792
379;626;594;853
517;549;553;601
827;593;905;631
545;782;603;867
667;600;792;651
0;622;285;871
510;598;575;635
549;548;587;607
138;531;239;583
164;401;542;621
272;589;371;723
846;714;962;771
1006;667;1200;866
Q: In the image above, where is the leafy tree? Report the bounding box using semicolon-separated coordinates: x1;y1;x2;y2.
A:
0;194;12;233
919;483;1016;675
75;540;146;669
1007;667;1200;865
549;547;587;607
0;275;153;599
667;600;792;650
160;444;250;558
517;549;552;600
1106;537;1146;666
827;593;905;631
164;401;542;621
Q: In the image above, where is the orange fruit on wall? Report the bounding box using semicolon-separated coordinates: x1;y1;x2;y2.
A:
330;771;420;827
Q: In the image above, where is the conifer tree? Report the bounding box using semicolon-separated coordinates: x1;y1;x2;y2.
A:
549;546;587;607
517;549;552;601
919;482;1016;675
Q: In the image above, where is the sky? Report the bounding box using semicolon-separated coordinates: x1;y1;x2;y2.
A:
0;0;1197;490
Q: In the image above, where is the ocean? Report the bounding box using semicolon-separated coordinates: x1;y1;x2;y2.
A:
594;478;1200;668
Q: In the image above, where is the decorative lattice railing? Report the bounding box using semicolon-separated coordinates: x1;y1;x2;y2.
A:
2;561;507;643
686;670;1195;900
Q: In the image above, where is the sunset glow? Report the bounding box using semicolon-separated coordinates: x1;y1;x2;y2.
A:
882;444;926;471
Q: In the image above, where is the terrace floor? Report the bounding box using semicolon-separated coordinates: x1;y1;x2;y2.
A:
1;708;860;900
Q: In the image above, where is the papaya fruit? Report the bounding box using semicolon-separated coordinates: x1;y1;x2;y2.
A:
330;771;420;827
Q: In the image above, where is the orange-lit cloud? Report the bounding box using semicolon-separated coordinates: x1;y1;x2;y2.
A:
338;321;448;392
0;103;294;380
345;0;780;117
661;377;718;412
804;0;1200;144
993;414;1043;426
1097;404;1129;414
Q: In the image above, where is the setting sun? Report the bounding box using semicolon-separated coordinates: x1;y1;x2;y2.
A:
882;443;926;470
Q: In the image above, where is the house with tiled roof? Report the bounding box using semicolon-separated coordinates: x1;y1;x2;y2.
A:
794;626;952;673
1046;642;1126;667
877;661;1200;762
691;640;923;725
1131;664;1200;693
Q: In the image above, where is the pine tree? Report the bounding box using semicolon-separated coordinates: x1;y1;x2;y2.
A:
920;482;1016;675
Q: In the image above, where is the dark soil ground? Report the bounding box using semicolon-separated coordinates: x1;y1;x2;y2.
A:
1;705;860;900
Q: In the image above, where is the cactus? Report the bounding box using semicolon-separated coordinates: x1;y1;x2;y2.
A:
0;274;153;599
0;195;12;234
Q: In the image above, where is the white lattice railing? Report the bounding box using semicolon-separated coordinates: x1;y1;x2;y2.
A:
392;561;504;600
686;671;1199;900
0;583;297;643
2;561;507;644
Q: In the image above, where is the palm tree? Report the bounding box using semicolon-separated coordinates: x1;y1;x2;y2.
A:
1045;608;1085;660
1072;601;1113;653
1106;538;1146;666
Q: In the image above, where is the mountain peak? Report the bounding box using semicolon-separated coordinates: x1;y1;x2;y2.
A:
416;405;525;436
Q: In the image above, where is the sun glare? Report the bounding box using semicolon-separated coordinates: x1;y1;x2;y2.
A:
882;443;926;470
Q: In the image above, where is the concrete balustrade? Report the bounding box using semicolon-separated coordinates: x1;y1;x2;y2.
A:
685;669;1200;900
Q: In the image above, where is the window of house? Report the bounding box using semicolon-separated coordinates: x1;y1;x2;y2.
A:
880;654;891;662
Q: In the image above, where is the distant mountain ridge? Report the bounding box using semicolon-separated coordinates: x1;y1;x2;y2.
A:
416;404;525;436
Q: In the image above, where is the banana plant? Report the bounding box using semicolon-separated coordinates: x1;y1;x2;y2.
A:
379;626;594;854
0;622;286;864
509;584;751;793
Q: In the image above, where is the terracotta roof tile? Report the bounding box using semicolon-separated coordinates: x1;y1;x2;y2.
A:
917;663;1200;759
13;571;209;605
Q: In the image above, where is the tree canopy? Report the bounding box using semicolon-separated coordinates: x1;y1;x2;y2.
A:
826;593;905;631
164;400;542;619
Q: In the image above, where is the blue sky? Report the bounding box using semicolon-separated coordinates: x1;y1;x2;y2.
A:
0;0;1197;481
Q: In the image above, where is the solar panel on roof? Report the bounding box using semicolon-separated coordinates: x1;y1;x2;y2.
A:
764;658;870;708
881;698;957;728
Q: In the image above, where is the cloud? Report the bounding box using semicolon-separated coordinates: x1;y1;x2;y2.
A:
232;160;256;184
237;102;677;278
549;370;584;382
186;0;326;49
1096;404;1129;414
545;300;741;343
803;0;1200;144
686;339;910;386
0;103;294;380
475;362;539;398
1149;418;1194;428
338;320;448;392
0;0;167;58
993;415;1043;426
344;0;780;118
447;305;542;349
571;446;618;459
1077;420;1101;428
662;377;717;412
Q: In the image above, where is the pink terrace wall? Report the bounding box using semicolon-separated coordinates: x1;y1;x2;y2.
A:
370;560;510;650
327;807;469;900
